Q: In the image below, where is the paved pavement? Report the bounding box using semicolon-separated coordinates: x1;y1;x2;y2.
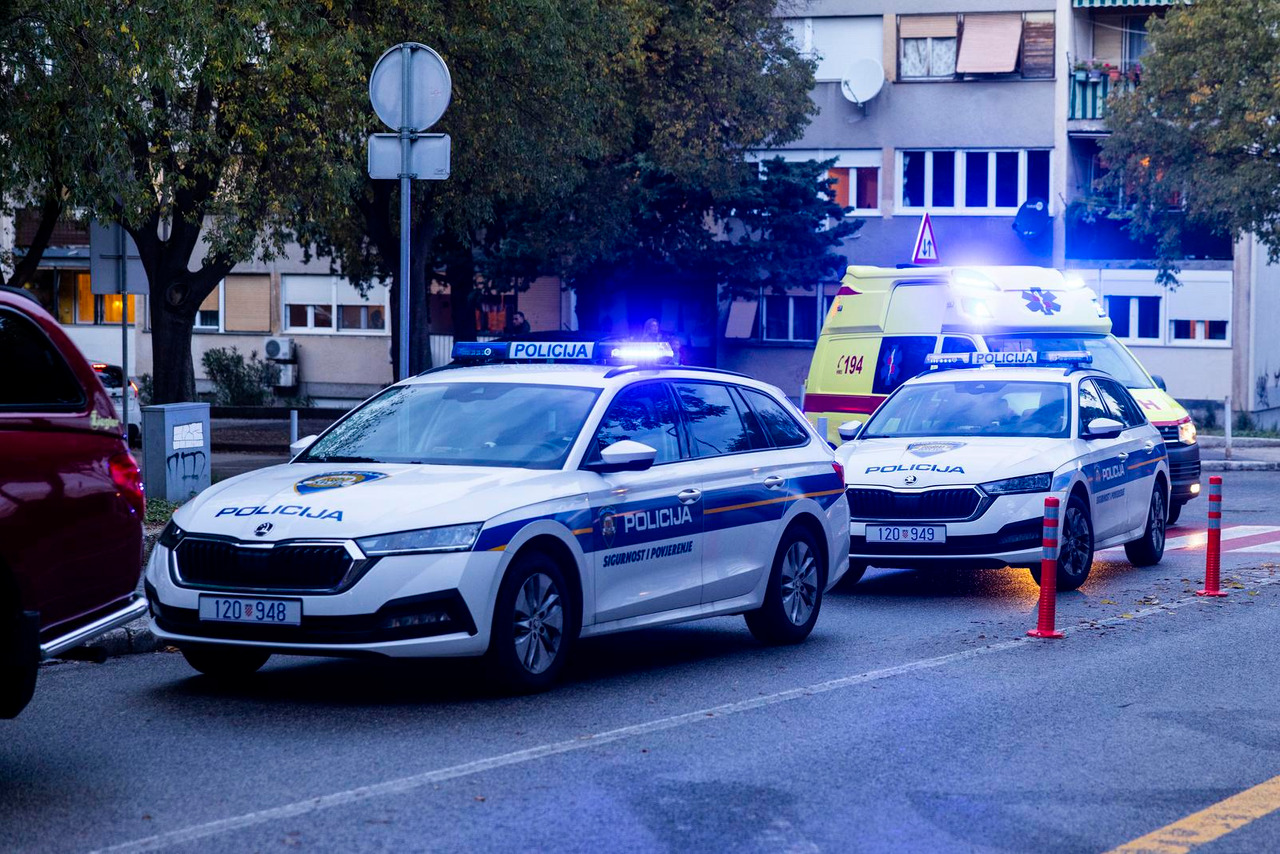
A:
5;472;1280;852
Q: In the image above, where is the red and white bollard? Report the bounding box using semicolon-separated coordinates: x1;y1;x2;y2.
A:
1028;496;1065;639
1197;476;1227;598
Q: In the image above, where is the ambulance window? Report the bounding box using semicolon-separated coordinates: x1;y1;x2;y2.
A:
1078;380;1110;435
674;382;756;458
941;337;977;354
592;382;683;464
872;336;937;395
742;388;809;449
1095;378;1147;428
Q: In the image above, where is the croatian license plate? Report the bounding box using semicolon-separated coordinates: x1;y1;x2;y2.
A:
198;595;301;625
866;525;946;544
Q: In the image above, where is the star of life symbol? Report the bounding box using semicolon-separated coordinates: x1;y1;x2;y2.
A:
1022;288;1061;316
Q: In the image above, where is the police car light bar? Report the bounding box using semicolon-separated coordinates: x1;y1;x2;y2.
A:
923;350;1093;371
450;339;673;365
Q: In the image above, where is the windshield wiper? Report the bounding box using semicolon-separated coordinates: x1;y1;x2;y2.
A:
304;455;381;463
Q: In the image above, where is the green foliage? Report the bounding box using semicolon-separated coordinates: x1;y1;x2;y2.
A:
145;497;183;527
136;373;154;406
1102;0;1280;281
201;347;279;407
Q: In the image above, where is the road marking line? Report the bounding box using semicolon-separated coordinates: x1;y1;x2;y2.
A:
1100;525;1280;557
1105;773;1280;854
91;572;1280;854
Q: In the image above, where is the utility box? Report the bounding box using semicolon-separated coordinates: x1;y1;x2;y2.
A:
141;402;211;503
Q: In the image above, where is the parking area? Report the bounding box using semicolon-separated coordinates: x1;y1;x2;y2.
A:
5;472;1280;853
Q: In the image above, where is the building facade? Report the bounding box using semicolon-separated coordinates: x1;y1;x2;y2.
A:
722;0;1267;424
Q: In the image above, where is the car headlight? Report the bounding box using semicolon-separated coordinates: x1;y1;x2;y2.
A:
1178;420;1198;445
158;520;185;549
980;473;1052;495
356;523;482;556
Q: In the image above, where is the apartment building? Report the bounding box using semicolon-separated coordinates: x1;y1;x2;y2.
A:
725;0;1280;425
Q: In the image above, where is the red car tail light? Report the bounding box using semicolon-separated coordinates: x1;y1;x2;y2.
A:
832;459;845;484
110;452;146;518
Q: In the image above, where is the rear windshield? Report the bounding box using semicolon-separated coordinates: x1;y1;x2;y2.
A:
862;380;1071;439
298;382;600;469
983;333;1152;390
92;364;124;388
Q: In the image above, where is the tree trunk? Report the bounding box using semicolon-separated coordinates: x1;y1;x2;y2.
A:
148;298;199;403
0;191;63;290
446;241;477;343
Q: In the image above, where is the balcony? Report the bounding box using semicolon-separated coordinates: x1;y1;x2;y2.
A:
1068;73;1137;123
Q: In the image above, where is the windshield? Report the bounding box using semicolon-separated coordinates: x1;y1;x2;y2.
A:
862;380;1071;439
298;382;600;469
983;333;1153;389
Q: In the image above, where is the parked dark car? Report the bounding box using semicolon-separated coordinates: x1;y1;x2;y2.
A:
0;287;146;717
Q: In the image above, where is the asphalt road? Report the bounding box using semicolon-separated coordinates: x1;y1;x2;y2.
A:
5;473;1280;854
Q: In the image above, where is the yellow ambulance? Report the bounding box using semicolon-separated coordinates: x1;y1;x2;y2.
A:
803;265;1201;523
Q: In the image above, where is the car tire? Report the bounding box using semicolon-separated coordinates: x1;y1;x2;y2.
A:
179;644;271;679
834;561;868;591
745;525;825;645
486;550;575;694
1166;501;1182;527
0;607;39;719
1028;495;1094;592
1124;486;1167;567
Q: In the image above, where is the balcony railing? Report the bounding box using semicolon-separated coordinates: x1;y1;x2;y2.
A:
1068;74;1137;121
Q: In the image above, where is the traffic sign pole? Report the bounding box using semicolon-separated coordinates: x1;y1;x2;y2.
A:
398;43;412;382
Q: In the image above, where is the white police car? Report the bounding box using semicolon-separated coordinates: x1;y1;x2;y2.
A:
835;351;1169;591
145;341;851;691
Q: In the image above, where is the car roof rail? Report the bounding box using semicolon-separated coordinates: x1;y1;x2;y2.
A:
603;364;752;380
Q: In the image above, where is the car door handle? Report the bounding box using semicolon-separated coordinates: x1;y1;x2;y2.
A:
1117;452;1130;462
763;475;785;489
677;488;702;505
1144;441;1155;451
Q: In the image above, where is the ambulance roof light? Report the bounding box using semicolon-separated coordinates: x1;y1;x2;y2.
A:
1062;274;1087;290
951;269;998;291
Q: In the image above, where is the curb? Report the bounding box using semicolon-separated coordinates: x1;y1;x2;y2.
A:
51;618;162;662
1199;436;1280;449
1202;460;1280;472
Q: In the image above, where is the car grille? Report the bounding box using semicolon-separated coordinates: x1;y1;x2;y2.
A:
174;538;356;592
847;487;984;521
1157;424;1180;442
1171;458;1201;481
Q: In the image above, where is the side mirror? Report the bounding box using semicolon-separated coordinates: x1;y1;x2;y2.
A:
1151;374;1168;392
290;434;319;457
588;439;658;473
1083;417;1123;440
837;420;863;442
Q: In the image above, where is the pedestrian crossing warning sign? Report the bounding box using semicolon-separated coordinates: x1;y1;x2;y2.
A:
912;212;940;265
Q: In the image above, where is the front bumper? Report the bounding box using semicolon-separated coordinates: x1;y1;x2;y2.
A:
144;542;502;658
848;490;1053;569
1166;441;1201;505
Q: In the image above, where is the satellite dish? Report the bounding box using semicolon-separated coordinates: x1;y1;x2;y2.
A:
1013;198;1051;240
841;58;886;105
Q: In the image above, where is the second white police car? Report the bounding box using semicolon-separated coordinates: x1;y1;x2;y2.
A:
145;341;851;691
835;351;1169;591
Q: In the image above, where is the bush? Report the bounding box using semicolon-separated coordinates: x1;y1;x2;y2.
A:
201;347;280;406
136;373;154;406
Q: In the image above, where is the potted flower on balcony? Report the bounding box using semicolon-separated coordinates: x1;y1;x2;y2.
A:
1126;61;1142;84
1105;62;1122;82
1087;59;1103;81
1073;59;1089;82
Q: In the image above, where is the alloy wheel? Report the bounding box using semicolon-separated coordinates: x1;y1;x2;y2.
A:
1060;507;1092;579
780;541;818;626
1151;491;1166;553
512;572;564;675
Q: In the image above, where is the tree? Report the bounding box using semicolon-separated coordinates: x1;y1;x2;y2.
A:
1102;0;1280;281
25;1;366;402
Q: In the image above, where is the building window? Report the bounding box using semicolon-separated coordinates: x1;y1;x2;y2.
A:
195;285;220;331
899;16;958;80
283;275;389;334
761;293;818;343
898;149;1051;213
827;167;880;212
1107;296;1160;341
22;270;136;326
1171;319;1229;344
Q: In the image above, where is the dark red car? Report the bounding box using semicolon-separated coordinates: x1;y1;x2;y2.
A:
0;287;146;717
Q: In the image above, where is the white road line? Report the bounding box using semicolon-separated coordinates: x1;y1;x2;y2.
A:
91;572;1280;854
1100;525;1280;556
